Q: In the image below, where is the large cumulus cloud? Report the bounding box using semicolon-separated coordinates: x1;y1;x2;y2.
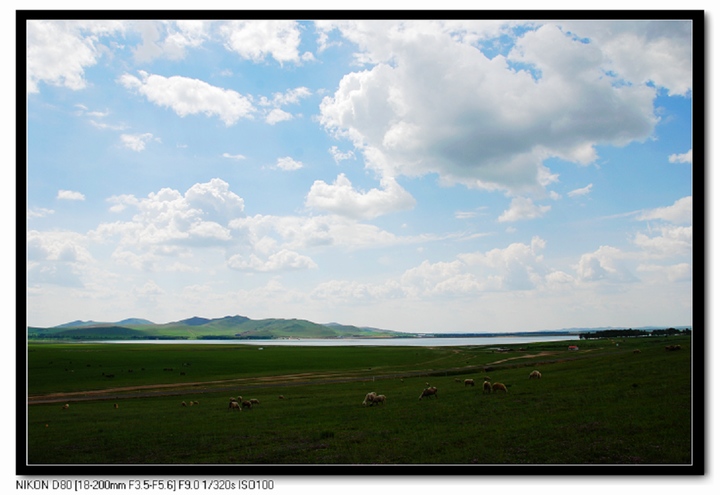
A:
317;20;685;194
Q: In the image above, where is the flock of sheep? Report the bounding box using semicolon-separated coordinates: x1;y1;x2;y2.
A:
58;369;545;412
227;397;261;411
361;369;543;407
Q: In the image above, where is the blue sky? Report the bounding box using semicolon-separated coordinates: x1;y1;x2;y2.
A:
24;17;694;333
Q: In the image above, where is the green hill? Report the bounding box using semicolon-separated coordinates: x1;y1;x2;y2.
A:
27;315;406;341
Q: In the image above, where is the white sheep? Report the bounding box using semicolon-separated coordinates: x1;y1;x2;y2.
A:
419;386;438;400
228;401;240;411
492;382;508;393
249;398;260;405
62;403;69;410
372;394;386;405
362;392;377;406
464;379;475;387
483;381;492;394
241;400;253;410
529;370;542;379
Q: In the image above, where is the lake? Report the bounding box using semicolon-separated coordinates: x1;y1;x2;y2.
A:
94;335;580;347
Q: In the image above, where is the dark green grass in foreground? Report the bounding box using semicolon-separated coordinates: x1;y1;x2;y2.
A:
26;337;692;464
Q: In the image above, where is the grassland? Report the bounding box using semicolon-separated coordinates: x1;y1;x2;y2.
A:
25;335;693;467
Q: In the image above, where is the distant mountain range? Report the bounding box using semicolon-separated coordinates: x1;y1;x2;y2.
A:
27;316;691;341
27;315;410;340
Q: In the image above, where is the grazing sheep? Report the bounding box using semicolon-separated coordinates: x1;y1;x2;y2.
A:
181;401;187;407
665;344;682;351
192;401;199;406
464;379;475;387
241;400;253;410
633;349;641;354
454;378;462;383
114;403;119;409
529;370;542;379
62;403;69;410
362;392;377;406
419;386;438;400
492;382;508;393
278;395;285;400
483;381;492;394
228;401;240;411
372;394;386;405
249;399;260;405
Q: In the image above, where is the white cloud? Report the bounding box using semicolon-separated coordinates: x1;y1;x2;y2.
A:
306;174;416;220
119;71;255;126
311;236;554;302
27;20;125;93
636;196;692;225
633;225;692;259
257;87;312;124
265;108;294;125
498;197;551;222
637;263;691;283
93;179;423;275
107;194;138;213
575;245;637;283
458;236;548;291
669;149;692;164
222;153;247;161
27;230;93;263
260;87;312;107
133;279;165;298
132;20;209;63
219;20;311;65
91;179;244;261
558;20;692;97
28;207;55;219
57;190;85;201
229;214;400;252
89;119;127;131
228;249;317;272
274;157;303;171
120;133;157;151
568;183;593;197
311;279;404;303
329;146;356;164
400;259;480;297
318;20;659;194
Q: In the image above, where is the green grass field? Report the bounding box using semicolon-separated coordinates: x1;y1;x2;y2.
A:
25;336;693;465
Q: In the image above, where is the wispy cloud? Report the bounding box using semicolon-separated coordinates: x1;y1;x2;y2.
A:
274;156;303;171
498;197;551;222
669;149;692;164
222;153;247;161
120;133;158;151
568;183;593;197
57;190;85;201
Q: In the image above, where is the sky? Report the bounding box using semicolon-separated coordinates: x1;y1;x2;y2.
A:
24;15;696;334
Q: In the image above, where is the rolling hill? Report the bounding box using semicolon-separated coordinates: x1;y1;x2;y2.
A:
27;315;409;341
